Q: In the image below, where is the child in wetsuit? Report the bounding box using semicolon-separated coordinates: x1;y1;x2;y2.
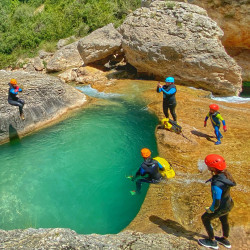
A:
204;104;227;145
198;154;236;249
8;78;25;120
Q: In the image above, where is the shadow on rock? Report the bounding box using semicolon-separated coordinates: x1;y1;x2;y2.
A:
9;124;20;144
191;130;215;142
149;215;206;242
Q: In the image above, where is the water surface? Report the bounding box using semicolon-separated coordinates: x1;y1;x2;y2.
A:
0;81;158;234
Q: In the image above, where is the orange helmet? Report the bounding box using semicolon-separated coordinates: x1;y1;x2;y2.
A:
10;79;17;85
205;154;226;171
209;104;219;111
141;148;151;158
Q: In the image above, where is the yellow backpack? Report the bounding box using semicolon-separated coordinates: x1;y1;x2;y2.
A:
153;157;175;179
161;118;182;134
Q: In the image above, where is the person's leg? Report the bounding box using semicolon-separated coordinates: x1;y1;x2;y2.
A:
17;98;25;115
214;126;221;145
169;103;177;121
136;178;151;193
214;214;232;248
8;100;23;114
163;99;169;118
219;214;230;238
201;212;216;240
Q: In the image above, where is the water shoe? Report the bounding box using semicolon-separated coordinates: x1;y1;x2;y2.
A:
215;236;231;248
198;239;218;249
215;141;221;145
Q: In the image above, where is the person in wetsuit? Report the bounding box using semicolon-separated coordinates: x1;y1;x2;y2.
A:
131;148;164;195
8;78;25;120
157;77;177;121
204;104;227;145
198;154;236;249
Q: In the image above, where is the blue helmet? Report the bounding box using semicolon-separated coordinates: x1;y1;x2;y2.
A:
165;77;175;83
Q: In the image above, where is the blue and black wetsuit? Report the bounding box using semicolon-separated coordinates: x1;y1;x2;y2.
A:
202;173;236;239
8;83;25;115
205;112;226;142
157;84;177;121
134;158;164;192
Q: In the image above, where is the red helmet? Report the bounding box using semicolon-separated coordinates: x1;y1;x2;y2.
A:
141;148;151;158
205;154;226;171
209;104;219;111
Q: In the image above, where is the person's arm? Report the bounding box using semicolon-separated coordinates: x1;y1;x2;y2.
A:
10;88;19;95
157;161;165;171
207;185;222;213
157;82;162;93
161;87;176;96
204;114;209;127
217;114;227;131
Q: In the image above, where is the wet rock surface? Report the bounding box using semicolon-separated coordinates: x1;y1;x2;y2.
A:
0;70;87;144
121;81;250;250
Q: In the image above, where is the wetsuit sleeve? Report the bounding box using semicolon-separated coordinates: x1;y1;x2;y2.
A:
157;162;164;170
204;113;209;121
161;87;176;95
139;167;146;176
210;185;222;212
157;86;162;93
10;88;18;95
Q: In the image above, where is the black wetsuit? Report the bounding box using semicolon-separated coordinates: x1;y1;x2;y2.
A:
157;84;177;121
135;158;164;192
8;83;25;115
201;173;236;239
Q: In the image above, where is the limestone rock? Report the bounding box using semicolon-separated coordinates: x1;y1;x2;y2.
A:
120;1;242;96
0;228;199;249
0;70;86;144
46;41;84;72
77;23;123;65
33;56;44;71
142;0;250;81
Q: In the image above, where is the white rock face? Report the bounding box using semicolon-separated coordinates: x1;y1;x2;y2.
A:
46;41;84;72
77;23;123;65
119;1;242;96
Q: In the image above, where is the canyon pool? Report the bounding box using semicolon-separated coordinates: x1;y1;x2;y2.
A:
0;81;159;234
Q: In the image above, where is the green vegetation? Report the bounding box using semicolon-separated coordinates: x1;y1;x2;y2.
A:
0;0;141;69
243;81;250;87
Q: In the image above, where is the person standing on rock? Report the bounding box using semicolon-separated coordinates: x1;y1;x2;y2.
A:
157;77;177;121
204;104;227;145
129;148;164;195
8;78;25;120
198;154;236;249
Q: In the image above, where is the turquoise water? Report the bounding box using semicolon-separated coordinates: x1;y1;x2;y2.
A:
0;82;158;234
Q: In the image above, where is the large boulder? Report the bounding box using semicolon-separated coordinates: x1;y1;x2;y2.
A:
0;70;86;144
141;0;250;81
46;41;84;72
119;1;242;96
77;23;123;65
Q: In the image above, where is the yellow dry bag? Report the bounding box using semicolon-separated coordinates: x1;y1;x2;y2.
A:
153;157;175;179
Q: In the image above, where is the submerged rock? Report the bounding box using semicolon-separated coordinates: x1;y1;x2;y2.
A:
119;1;242;96
0;70;86;144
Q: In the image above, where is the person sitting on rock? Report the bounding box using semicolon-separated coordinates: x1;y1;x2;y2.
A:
130;148;164;195
204;104;227;145
157;77;177;121
198;154;236;249
8;78;25;120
